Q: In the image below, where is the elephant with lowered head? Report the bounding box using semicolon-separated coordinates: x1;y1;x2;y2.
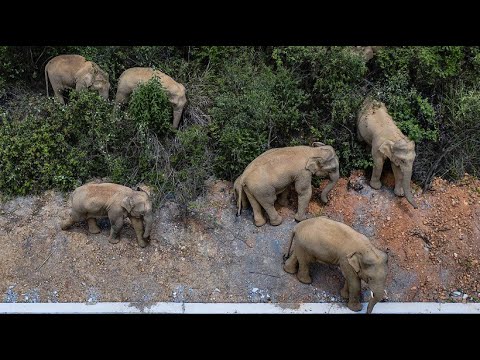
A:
45;54;110;104
114;67;187;129
284;216;388;314
234;142;340;227
61;183;153;248
357;98;418;208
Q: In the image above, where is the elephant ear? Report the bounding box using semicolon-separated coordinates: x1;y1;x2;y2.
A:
311;141;326;147
305;157;322;174
75;63;94;89
347;252;361;273
121;196;134;213
378;140;394;159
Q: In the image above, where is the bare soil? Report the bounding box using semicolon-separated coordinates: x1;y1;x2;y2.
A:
1;170;479;309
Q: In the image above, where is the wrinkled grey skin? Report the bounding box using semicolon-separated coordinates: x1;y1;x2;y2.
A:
234;142;340;226
284;216;388;314
357;98;418;208
45;54;110;104
61;183;153;247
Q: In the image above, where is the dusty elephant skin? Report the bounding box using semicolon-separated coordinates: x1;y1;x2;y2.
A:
114;67;187;129
234;142;340;227
44;54;110;104
357;98;418;208
60;183;153;248
284;216;388;314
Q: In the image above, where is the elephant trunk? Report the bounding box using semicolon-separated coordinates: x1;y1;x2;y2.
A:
320;169;339;204
100;87;109;100
402;169;418;209
143;211;153;239
366;284;385;314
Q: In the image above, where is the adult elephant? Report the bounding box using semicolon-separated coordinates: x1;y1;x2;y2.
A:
234;142;340;226
114;67;187;129
357;98;418;208
61;183;153;248
45;54;110;104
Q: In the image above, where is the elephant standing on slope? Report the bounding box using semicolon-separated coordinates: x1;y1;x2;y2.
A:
61;183;154;248
114;67;187;129
284;216;388;314
234;143;340;227
357;98;418;208
45;54;110;104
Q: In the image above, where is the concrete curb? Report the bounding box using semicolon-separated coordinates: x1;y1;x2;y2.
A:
1;302;479;314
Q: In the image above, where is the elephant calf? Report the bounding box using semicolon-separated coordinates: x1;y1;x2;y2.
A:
357;98;418;208
284;216;388;314
45;54;110;104
234;143;339;227
115;67;187;129
61;183;153;248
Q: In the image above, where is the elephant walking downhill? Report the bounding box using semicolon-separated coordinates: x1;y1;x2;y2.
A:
114;67;187;129
234;142;340;227
61;183;154;248
45;54;110;104
357;98;418;208
284;216;388;314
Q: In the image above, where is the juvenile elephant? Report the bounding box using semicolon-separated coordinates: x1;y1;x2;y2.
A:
114;67;187;129
45;54;110;104
283;216;388;314
234;143;339;226
60;183;153;248
357;98;418;208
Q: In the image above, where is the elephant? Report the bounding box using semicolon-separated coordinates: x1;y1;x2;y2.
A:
283;216;388;314
357;98;418;208
45;54;110;104
353;46;381;61
234;142;340;227
114;67;187;129
60;183;153;248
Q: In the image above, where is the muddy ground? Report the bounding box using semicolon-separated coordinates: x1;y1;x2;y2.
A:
1;170;479;310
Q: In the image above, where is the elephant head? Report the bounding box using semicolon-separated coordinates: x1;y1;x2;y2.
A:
347;247;388;314
306;144;340;204
121;190;153;239
74;62;110;100
379;138;417;208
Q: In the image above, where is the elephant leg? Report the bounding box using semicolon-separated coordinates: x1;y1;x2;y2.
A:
52;86;65;105
114;91;128;105
254;189;283;226
347;276;363;312
87;218;101;234
283;249;298;274
130;217;147;248
294;178;312;222
172;107;184;129
340;279;350;299
277;188;289;207
243;187;267;226
296;246;313;284
108;213;124;244
370;152;384;190
60;210;84;230
391;163;405;196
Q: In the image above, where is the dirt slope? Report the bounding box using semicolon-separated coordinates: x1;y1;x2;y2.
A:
0;171;479;309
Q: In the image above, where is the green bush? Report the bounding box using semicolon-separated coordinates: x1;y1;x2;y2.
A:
128;77;174;137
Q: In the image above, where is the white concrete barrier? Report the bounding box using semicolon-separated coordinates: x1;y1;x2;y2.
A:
0;302;479;314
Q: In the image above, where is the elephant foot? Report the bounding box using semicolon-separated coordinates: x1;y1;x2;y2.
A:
340;287;349;299
283;262;297;274
137;239;148;248
394;187;405;197
108;236;121;244
269;215;283;226
88;225;101;234
294;213;307;222
370;180;382;190
254;217;267;227
297;273;312;284
347;301;363;312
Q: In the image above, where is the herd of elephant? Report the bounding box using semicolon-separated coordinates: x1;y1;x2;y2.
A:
53;53;419;314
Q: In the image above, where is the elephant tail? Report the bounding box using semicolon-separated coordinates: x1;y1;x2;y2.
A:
45;62;50;98
283;230;295;263
236;186;243;216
